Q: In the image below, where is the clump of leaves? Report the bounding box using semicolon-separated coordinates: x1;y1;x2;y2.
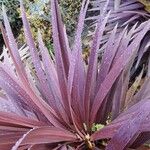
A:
0;0;150;150
86;0;150;46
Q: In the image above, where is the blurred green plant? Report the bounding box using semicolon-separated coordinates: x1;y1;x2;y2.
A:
18;0;82;51
0;0;20;23
59;0;82;35
91;123;105;132
0;0;82;52
17;0;53;52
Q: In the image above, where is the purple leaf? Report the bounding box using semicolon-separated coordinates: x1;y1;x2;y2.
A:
83;12;110;124
51;0;70;115
12;127;77;149
90;20;150;123
20;0;54;105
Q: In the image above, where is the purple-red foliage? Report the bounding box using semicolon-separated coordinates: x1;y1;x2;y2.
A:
0;0;150;149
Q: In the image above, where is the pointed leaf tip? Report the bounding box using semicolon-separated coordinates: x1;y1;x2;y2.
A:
2;4;7;18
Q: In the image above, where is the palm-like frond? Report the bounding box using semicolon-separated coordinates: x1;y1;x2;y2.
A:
86;0;150;44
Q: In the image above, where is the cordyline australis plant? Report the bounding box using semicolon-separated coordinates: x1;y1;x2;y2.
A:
0;0;150;149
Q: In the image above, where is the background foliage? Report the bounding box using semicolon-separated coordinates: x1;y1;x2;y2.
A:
59;0;82;35
0;0;21;50
0;0;82;51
